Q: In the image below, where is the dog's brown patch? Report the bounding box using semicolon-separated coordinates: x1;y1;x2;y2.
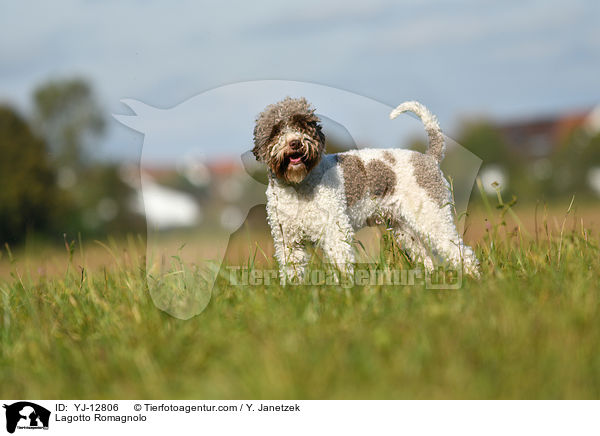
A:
366;159;396;197
410;152;448;206
383;151;396;164
338;154;367;207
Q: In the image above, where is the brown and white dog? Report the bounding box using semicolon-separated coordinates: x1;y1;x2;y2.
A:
252;97;479;282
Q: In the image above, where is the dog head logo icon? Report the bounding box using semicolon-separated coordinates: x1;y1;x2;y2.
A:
3;402;50;434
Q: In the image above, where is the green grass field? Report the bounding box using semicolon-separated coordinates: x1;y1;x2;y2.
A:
1;199;599;399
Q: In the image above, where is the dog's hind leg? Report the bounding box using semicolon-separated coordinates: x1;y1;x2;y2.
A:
409;207;480;277
392;226;435;272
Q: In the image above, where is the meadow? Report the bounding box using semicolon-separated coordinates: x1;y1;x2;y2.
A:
1;195;599;399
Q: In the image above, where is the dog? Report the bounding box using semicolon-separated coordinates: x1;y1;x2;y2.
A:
252;97;479;282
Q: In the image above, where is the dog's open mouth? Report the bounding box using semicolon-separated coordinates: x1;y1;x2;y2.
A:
287;152;304;166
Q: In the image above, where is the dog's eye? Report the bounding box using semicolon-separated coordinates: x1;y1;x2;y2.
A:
269;123;281;139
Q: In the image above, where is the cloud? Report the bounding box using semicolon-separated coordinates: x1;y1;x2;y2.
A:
0;0;598;162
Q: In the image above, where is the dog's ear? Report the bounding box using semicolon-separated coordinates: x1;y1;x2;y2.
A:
253;103;280;162
316;121;325;151
305;116;325;153
252;122;268;162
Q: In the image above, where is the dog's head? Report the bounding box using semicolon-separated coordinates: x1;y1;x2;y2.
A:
253;97;325;184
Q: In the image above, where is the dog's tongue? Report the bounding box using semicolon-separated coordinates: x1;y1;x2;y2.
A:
289;156;303;165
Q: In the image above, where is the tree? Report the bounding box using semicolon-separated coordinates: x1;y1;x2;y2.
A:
33;78;105;168
0;106;61;244
457;120;513;165
550;128;600;198
32;78;145;237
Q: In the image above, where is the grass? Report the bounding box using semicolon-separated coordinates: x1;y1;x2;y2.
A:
1;195;599;399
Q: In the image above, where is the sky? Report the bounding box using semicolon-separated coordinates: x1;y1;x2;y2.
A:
1;0;599;163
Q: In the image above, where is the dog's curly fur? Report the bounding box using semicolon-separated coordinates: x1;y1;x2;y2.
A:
253;97;479;282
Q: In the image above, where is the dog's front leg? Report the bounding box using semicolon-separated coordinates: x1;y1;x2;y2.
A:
319;225;355;280
280;240;309;285
270;222;309;284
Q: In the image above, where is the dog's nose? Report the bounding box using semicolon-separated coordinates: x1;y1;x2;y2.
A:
289;139;301;150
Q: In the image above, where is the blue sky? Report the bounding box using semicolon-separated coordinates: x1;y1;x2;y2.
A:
1;0;598;162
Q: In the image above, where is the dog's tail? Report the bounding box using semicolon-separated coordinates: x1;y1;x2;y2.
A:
389;101;445;163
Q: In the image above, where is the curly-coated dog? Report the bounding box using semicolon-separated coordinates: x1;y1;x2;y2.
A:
252;97;479;282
